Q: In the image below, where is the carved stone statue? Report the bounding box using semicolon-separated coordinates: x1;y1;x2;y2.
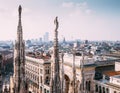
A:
18;5;22;17
54;16;59;31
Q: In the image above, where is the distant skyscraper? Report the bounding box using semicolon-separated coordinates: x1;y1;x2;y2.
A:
85;40;88;44
39;37;42;43
43;32;49;43
63;37;66;43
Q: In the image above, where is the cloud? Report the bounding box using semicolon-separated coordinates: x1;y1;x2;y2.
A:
62;2;74;8
62;2;88;9
62;1;94;15
59;1;120;41
76;2;88;9
0;0;119;41
85;9;93;14
0;7;9;16
0;7;7;13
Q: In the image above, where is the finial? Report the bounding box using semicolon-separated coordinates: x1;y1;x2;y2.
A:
18;5;22;17
54;16;59;31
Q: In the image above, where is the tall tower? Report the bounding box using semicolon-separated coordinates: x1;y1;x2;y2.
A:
0;54;2;93
13;5;27;93
43;32;49;43
50;17;61;93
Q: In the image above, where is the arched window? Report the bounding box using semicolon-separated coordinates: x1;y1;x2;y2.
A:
86;81;88;90
95;85;98;92
35;76;36;81
106;88;109;93
44;89;46;93
41;76;42;83
103;87;105;93
45;76;49;85
47;90;49;93
40;87;42;93
99;86;102;93
88;81;91;91
47;70;50;74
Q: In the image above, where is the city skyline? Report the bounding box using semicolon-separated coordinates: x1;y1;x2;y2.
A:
1;4;120;93
0;0;120;41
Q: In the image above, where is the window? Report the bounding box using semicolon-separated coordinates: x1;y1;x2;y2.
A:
99;86;102;93
47;90;49;93
35;76;36;81
95;85;98;92
86;81;88;90
45;69;50;74
48;70;50;74
103;87;105;93
105;76;110;80
45;76;50;85
40;69;42;74
88;81;91;91
106;88;109;93
44;89;46;93
40;87;42;92
40;76;42;83
45;70;48;74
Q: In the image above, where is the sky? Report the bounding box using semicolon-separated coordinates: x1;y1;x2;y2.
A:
0;0;120;41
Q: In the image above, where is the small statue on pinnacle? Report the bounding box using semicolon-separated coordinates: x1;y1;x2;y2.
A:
18;5;22;17
54;16;59;31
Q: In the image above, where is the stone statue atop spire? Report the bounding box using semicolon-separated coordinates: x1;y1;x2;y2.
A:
18;5;22;18
18;5;22;28
54;16;59;31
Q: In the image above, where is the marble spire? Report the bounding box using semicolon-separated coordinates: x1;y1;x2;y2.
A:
13;5;28;93
50;17;61;93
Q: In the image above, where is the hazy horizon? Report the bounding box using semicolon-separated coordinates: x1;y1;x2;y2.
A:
0;0;120;41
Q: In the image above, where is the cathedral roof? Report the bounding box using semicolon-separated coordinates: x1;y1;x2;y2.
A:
104;71;120;76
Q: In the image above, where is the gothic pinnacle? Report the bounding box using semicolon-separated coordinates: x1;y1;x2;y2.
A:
18;5;22;18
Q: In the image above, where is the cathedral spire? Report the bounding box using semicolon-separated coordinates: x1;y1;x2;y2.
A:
13;5;28;93
50;17;61;93
54;16;59;60
17;5;23;42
